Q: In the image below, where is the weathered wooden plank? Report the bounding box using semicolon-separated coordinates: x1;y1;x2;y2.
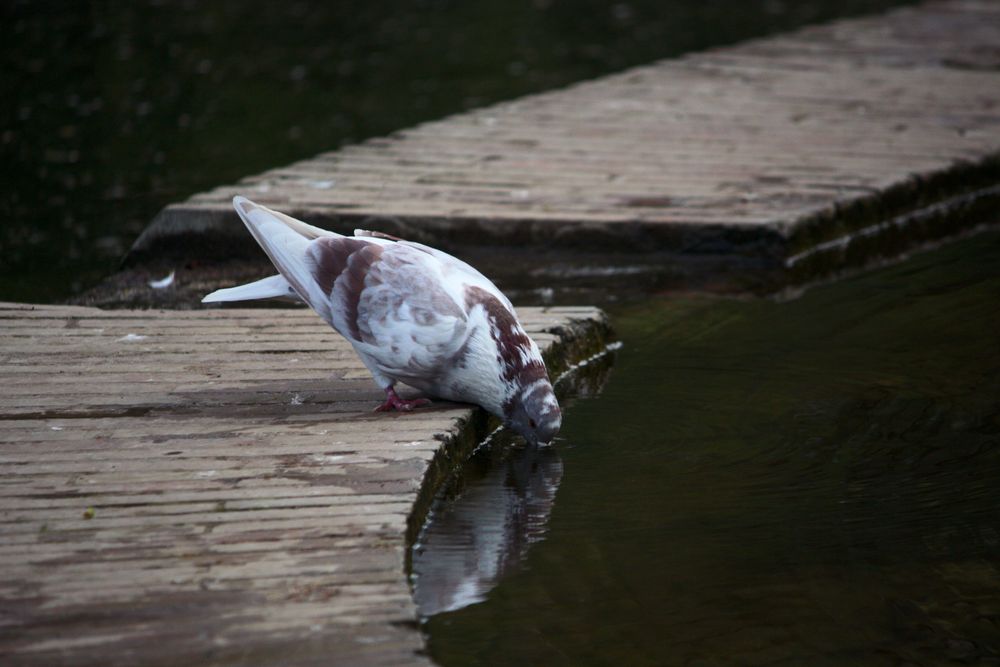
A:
0;302;610;666
113;0;1000;300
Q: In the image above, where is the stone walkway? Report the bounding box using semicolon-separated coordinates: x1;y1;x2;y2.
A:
0;302;609;666
128;0;1000;293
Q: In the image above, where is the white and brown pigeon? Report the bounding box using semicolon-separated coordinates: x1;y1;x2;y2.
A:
203;196;562;445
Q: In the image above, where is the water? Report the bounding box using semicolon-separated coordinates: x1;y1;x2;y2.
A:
2;0;914;303
421;232;1000;666
413;439;565;617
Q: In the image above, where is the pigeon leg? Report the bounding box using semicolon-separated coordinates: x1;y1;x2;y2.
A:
375;386;430;412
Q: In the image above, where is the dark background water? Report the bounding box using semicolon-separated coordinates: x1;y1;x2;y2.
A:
2;0;915;303
425;231;1000;666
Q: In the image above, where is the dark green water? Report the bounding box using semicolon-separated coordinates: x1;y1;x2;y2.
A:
3;0;913;303
423;232;1000;666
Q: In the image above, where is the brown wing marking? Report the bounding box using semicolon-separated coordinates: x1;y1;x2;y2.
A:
307;237;385;341
464;285;546;386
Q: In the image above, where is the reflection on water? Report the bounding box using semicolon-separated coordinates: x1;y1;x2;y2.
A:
412;341;619;618
412;442;563;617
425;231;1000;666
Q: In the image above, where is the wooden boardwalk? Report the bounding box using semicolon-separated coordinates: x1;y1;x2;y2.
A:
130;0;1000;292
0;302;608;666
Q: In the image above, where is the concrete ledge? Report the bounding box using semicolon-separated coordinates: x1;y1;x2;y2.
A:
0;302;612;666
117;0;1000;298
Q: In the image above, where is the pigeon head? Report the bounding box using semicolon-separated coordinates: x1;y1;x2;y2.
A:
506;379;562;445
461;285;563;444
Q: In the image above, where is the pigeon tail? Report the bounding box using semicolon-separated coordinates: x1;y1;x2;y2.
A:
201;274;300;303
230;196;333;319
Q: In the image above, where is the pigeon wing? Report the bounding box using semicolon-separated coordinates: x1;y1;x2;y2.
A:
225;197;477;390
306;238;471;388
354;230;514;313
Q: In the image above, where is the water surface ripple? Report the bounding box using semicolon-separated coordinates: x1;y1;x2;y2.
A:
423;232;1000;666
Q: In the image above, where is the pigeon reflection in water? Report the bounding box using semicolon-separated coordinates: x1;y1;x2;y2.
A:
412;444;563;617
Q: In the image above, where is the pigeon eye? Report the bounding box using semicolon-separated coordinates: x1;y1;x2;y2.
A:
529;418;537;428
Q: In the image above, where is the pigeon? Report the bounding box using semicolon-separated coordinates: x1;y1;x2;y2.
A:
203;196;562;445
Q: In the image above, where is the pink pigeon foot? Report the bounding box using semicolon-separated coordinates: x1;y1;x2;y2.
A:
375;386;431;412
